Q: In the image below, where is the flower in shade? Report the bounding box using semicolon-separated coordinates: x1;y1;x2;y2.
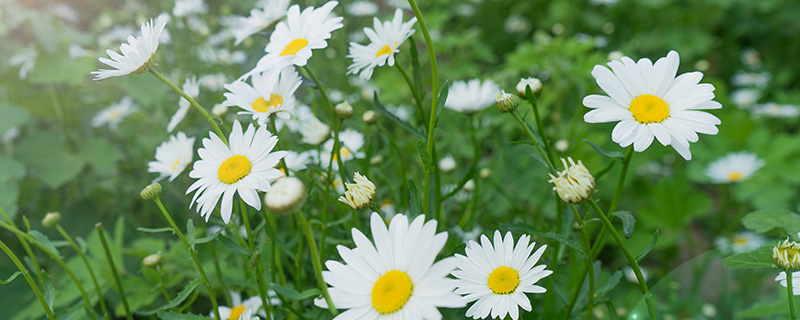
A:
167;76;200;132
91;96;138;130
347;9;416;80
445;79;500;114
583;50;722;160
92;14;168;80
229;0;290;46
148;132;195;182
186;121;287;223
706;151;764;184
243;1;343;78
314;212;466;319
223;66;302;126
338;172;376;210
451;231;552;320
714;231;765;254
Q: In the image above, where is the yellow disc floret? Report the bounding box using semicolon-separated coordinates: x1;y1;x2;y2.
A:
218;155;252;184
728;172;744;182
629;94;670;124
252;94;284;113
281;38;309;56
371;270;413;314
376;45;392;57
228;305;245;320
773;238;800;272
487;266;520;295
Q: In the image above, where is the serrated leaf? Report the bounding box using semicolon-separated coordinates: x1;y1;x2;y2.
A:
0;103;30;136
137;227;175;234
272;283;321;300
29;230;61;258
611;211;636;238
723;246;774;269
742;209;800;234
0;271;22;284
636;229;659;262
408;179;421;217
584;139;624;159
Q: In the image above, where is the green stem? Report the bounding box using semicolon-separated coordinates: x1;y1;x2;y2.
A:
459;115;480;227
789;271;797;320
208;241;233;306
395;63;425;125
154;266;171;300
510;110;557;174
269;117;289;174
0;207;44;286
589;147;634;259
56;224;110;317
261;208;287;287
0;239;54;319
566;205;595;320
297;213;337;315
587;199;656;320
239;199;273;320
526;97;555;164
149;68;228;145
95;223;132;320
152;197;221;320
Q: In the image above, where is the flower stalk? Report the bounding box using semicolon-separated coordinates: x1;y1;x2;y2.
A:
95;223;133;320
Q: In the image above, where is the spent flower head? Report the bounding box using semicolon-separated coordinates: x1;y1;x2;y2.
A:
548;158;595;204
773;238;800;272
338;172;376;210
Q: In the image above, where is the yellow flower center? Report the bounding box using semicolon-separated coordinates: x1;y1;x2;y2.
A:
109;109;122;121
228;305;245;320
371;270;413;314
487;266;520;295
280;38;308;56
376;45;392;57
332;147;352;162
629;94;670;124
218;155;252;184
732;235;748;245
252;94;284;113
171;157;182;172
728;172;744;182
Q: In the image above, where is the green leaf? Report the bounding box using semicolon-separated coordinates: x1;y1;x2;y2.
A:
193;232;219;245
636;229;659;262
156;311;211;320
163;279;202;310
272;283;321;300
0;182;20;220
30;17;59;54
409;35;423;95
373;93;425;139
0;103;30;135
434;81;449;125
29;230;61;258
408;179;421;218
742;209;800;234
0;271;22;284
441;164;478;200
594;270;622;299
584;139;624;159
137;227;175;234
186;219;196;247
43;271;54;310
604;301;620;320
723;246;774;269
119;74;167;107
611;211;636;238
28;56;95;85
0;156;25;182
417;140;431;173
219;234;250;256
77;138;122;175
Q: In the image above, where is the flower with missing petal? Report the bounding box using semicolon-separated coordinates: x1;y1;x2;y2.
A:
148;132;195;182
92;15;168;80
346;9;416;80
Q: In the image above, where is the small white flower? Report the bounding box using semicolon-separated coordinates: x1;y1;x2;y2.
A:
445;79;500;114
338;172;376;210
229;0;290;45
147;132;195;182
776;271;800;295
732;71;771;88
347;9;417;80
173;0;207;17
706;151;765;183
9;49;38;80
439;155;457;172
215;290;279;319
516;77;542;97
91;96;138;130
740;48;762;69
320;129;365;168
346;1;379;16
265;176;306;214
730;89;760;109
167;76;200;132
223;66;302;126
212;104;228;116
92;14;168;80
751;102;800;119
714;231;765;254
199;73;228;91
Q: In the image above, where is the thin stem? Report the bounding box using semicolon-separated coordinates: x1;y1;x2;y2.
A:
301;66;349;188
154;266;171;300
152;197;221;320
239;199;273;320
56;224;109;317
566;204;595;320
586;199;657;320
459;115;480;227
268;117;289;174
589;147;634;259
297;213;337;315
395;63;425;125
208;241;233;306
0;207;44;286
149;68;228;145
95;223;133;320
526;97;555;165
261;208;287;287
0;239;54;319
510;110;557;175
789;271;797;320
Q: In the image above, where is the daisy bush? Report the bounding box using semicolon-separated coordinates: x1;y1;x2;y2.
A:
1;0;800;319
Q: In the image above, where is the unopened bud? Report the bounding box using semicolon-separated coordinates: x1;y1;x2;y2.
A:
496;90;520;113
516;77;542;98
479;168;491;179
140;183;162;200
363;110;377;124
370;155;383;165
212;104;228;117
143;253;162;267
265;177;306;215
42;212;61;228
335;101;353;119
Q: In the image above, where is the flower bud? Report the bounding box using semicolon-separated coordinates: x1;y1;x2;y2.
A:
362;110;378;124
554;139;569;153
370;155;383;165
495;90;520;113
143;253;162;267
773;238;800;272
42;212;61;228
338;172;376;210
212;104;228;117
479;168;491;179
335;101;353;119
265;177;307;215
516;77;542;98
140;183;162;200
439;155;456;173
548;157;595;204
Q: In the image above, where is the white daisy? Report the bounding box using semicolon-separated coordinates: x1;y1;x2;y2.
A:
732;71;770;88
314;212;466;318
244;1;343;78
347;1;379;16
215;290;279;319
91;14;168;80
452;231;552;320
439;155;457;173
582;50;722;160
91;96;138;130
274;150;311;179
714;231;765;254
223;66;302;126
147;132;195;182
186;120;287;223
199;73;228;91
236;309;259;320
167;76;200;132
229;0;290;46
730;89;760;109
9;49;37;80
444;79;500;114
776;271;800;295
706;151;764;183
347;9;417;80
173;0;207;17
751;102;800;119
320;129;366;168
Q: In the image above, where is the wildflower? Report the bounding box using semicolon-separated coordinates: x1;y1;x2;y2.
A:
334;101;354;119
314;213;465;318
173;0;207;17
706;152;764;183
91;96;138;130
338;172;376;210
186;121;286;223
320;129;365;168
363;110;377;124
223;66;302;126
439;155;457;173
167;76;200;132
548;158;595;204
496;90;520;113
714;231;765;254
212;104;228;116
445;79;499;114
730;89;760;109
452;231;552;320
147;132;195;182
732;71;770;87
199;73;228;91
775;271;800;295
275;150;311;179
140;183;162;200
265;177;306;215
216;290;279;320
516;77;542;98
346;1;379;16
347;9;417;80
583;50;722;160
92;15;168;80
42;212;61;228
9;49;37;80
751;102;800;119
773;238;800;272
229;0;290;46
479;168;491;179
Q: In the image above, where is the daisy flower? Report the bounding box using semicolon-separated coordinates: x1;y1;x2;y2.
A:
320;129;366;168
167;76;200;132
314;212;465;318
582;50;722;160
347;9;417;80
751;102;800;119
147;132;195;182
215;290;279;319
275;150;311;179
714;231;765;254
347;1;379;16
452;231;552;320
776;272;800;295
186;121;287;223
173;0;207;17
444;79;500;114
91;96;138;130
244;1;343;78
706;151;764;183
229;0;290;46
730;89;760;109
91;14;168;80
223;66;302;126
